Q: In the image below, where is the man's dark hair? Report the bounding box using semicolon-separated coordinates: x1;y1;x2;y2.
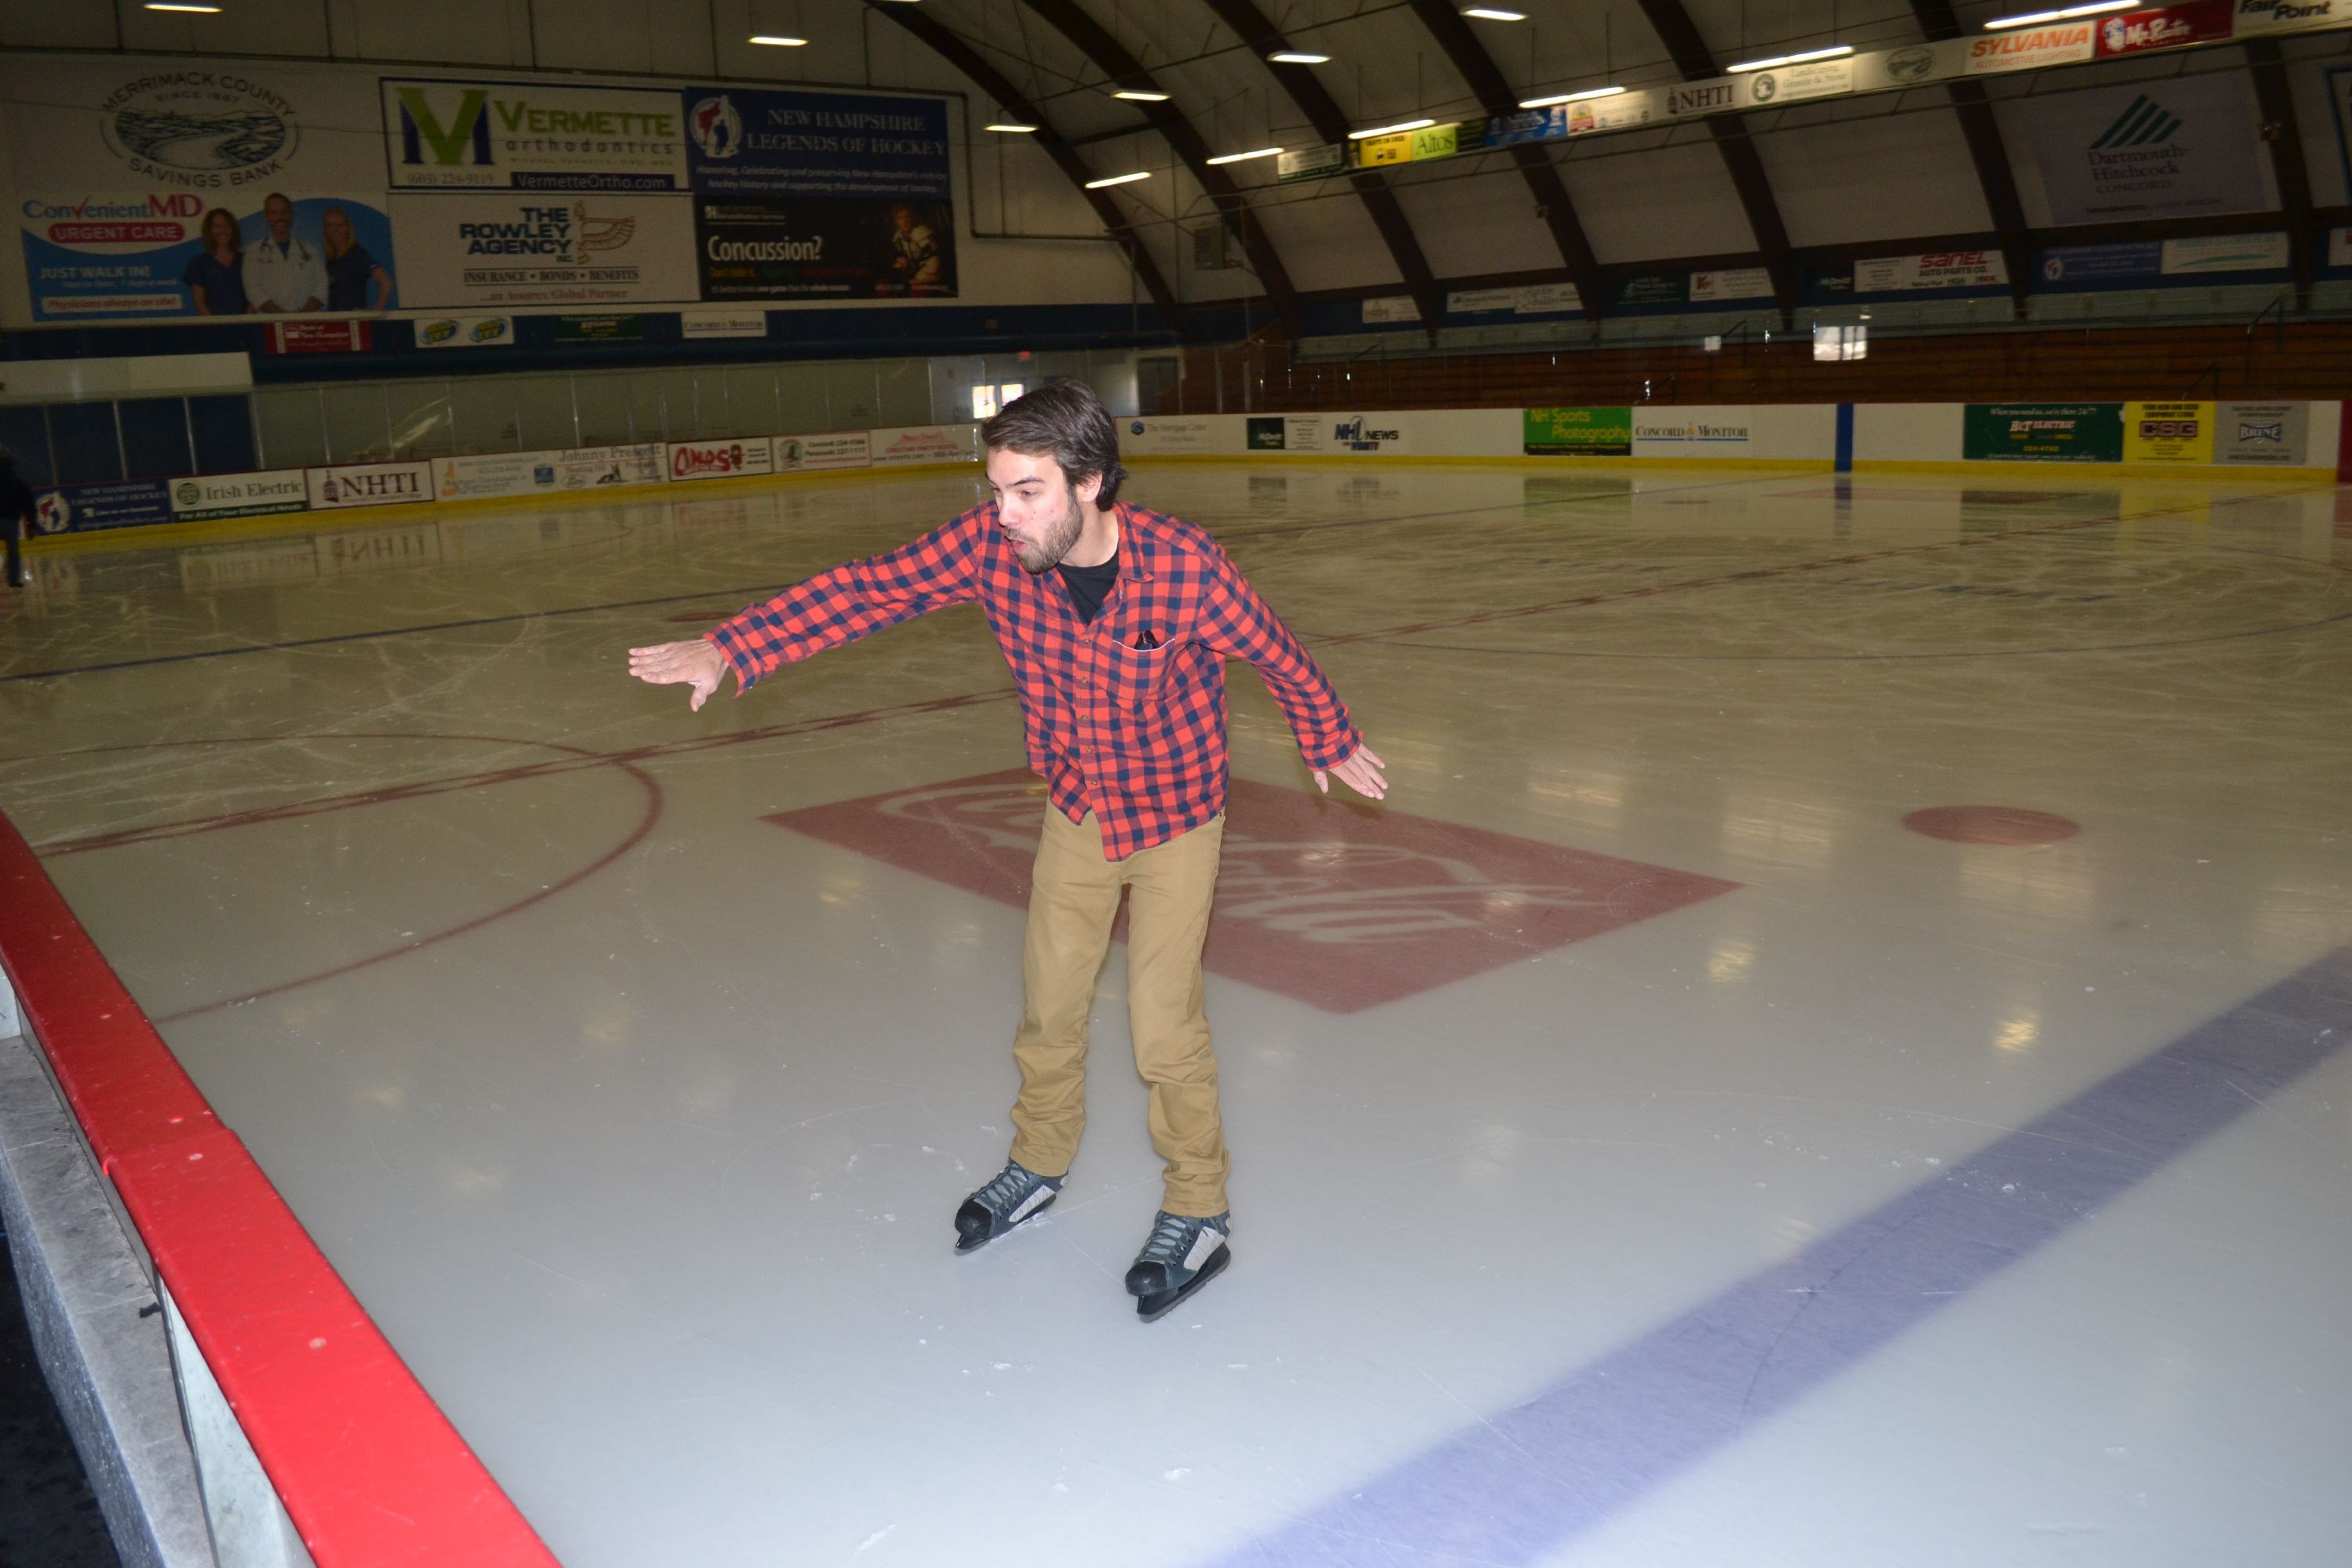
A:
982;378;1125;510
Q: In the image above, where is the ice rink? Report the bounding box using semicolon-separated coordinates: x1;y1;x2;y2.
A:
2;461;2348;1567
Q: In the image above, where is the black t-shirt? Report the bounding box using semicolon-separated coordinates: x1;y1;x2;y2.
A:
1056;551;1118;624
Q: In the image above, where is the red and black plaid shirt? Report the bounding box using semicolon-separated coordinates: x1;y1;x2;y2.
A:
707;501;1361;860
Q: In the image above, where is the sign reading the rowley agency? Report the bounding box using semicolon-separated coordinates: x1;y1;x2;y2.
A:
392;194;698;307
381;78;688;190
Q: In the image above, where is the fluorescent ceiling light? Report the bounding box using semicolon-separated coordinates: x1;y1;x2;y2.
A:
1113;89;1171;101
1347;117;1436;140
1206;146;1285;164
1463;7;1526;17
1519;85;1626;107
1269;52;1330;64
1084;170;1152;187
1984;0;2135;26
749;34;808;45
143;2;223;9
1726;43;1853;71
984;122;1040;132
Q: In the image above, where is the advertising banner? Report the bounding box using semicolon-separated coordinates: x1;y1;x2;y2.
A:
1484;109;1566;149
773;430;873;471
1361;294;1421;324
666;438;774;482
1524;407;1632;457
1632;408;1754;456
2027;75;2268;224
2234;0;2351;30
170;468;307;521
2094;0;2235;55
2038;241;2162;283
1962;23;2096;73
307;461;432;509
680;307;766;339
1610;274;1687;309
2213;401;2310;466
382;78;688;191
1563;93;1657;135
1121;419;1221;456
414;313;515;348
552;313;647;343
1356;132;1413;167
1668;82;1741;116
434;444;663;500
266;319;373;353
1855;250;2009;292
1963;403;2125;461
31;479;173;534
2160;233;2292;274
1689;267;1774;302
2332;227;2352;270
2123;401;2215;463
1246;417;1286;451
391;193;698;306
693;195;956;299
1277;143;1345;180
1738;59;1854;105
21;191;397;321
870;424;981;466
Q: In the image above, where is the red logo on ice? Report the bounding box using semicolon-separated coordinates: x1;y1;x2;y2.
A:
766;771;1740;1013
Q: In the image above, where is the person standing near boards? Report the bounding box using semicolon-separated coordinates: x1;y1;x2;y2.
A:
626;380;1387;1321
0;450;33;590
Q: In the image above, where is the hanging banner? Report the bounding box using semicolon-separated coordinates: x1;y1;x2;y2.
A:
381;78;688;191
1361;294;1421;324
2213;401;2310;466
2234;0;2352;29
1523;407;1632;457
171;469;309;521
2038;241;2163;283
414;314;514;348
1610;274;1687;309
2123;401;2215;463
870;423;981;466
1963;404;2125;462
391;193;699;307
2026;75;2269;224
1963;23;2096;73
2094;0;2237;55
1738;59;1855;106
2160;233;2292;274
693;195;956;299
20;191;398;322
266;318;373;353
1855;250;2009;292
1690;267;1774;302
1277;143;1345;180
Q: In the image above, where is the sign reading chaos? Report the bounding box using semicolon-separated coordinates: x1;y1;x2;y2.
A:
383;78;688;190
683;87;955;298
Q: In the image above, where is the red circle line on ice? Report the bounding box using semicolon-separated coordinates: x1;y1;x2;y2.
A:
1902;805;2082;846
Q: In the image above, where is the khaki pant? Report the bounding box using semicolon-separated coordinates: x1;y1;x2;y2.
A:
1008;808;1229;1217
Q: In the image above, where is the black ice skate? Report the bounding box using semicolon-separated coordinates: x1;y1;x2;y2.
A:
953;1160;1062;1254
1123;1210;1230;1322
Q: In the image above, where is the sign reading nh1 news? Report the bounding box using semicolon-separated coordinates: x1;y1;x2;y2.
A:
171;469;308;521
383;78;688;190
307;461;432;510
666;438;774;483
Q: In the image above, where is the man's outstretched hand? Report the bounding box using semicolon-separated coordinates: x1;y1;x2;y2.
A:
1314;742;1388;802
628;638;731;711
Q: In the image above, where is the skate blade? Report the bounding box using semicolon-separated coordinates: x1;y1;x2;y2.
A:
1134;1243;1229;1323
953;1192;1055;1255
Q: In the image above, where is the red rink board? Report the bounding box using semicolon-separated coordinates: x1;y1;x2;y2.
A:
768;771;1739;1012
0;811;557;1568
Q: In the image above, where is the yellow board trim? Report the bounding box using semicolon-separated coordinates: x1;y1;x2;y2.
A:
1852;459;2336;483
24;459;985;558
1129;453;1833;473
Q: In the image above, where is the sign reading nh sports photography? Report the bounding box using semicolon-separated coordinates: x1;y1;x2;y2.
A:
2214;401;2309;466
870;423;981;466
171;468;307;520
1689;267;1774;303
31;479;173;534
1523;407;1633;457
1632;408;1754;456
382;78;688;191
773;430;872;471
2027;76;2269;225
306;460;432;509
666;438;774;482
1963;403;2125;462
1855;250;2009;292
393;193;697;306
2123;401;2215;463
413;314;514;348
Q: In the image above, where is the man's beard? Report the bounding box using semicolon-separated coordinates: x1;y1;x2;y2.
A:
1010;496;1083;574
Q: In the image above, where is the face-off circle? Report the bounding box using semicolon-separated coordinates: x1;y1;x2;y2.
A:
1901;805;2081;846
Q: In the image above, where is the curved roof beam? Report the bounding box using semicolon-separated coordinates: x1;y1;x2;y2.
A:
2243;38;2318;306
1012;0;1303;334
1188;0;1446;330
866;2;1185;328
1629;0;1798;319
1908;0;2031;315
1399;0;1605;321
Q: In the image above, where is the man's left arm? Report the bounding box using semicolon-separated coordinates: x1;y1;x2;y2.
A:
1198;554;1386;800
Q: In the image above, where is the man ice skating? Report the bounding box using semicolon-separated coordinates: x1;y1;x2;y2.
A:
627;379;1385;1320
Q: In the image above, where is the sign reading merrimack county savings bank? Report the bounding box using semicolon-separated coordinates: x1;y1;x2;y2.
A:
383;78;688;191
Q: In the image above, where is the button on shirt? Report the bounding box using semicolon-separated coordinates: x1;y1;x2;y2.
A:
706;503;1362;861
244;235;327;313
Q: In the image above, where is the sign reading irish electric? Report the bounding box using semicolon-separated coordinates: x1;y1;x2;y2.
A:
383;78;688;190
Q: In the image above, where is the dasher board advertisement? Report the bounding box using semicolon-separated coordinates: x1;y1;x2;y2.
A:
172;469;307;520
666;438;775;481
383;78;688;191
393;193;698;307
307;461;433;509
